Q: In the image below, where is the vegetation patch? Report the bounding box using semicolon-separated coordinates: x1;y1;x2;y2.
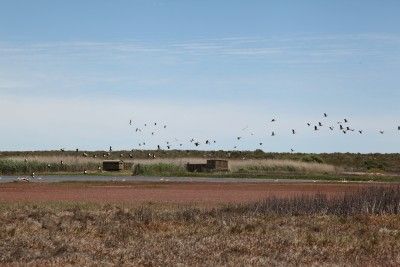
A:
0;187;399;265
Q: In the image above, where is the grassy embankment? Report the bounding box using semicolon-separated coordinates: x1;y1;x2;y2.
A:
1;150;400;181
0;186;399;265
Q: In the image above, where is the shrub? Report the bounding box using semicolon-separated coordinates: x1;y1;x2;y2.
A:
132;163;187;176
301;154;324;164
226;186;400;216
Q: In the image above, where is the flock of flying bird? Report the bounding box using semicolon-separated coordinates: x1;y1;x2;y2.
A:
128;113;400;152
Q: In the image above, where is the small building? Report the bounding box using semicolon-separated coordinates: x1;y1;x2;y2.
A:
186;163;208;172
206;159;229;171
103;160;124;171
186;159;229;172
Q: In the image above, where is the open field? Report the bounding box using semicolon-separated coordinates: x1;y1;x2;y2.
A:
0;186;399;266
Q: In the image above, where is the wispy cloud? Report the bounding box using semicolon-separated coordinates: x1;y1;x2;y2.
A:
1;33;399;59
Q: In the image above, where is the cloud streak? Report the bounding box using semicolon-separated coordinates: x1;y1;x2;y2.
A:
1;33;399;59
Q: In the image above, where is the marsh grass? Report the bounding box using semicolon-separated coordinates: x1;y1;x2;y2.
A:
2;155;339;176
224;186;400;216
229;159;338;174
0;187;399;265
0;158;100;175
132;163;187;176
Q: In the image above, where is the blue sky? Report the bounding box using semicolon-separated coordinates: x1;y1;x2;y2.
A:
1;0;399;152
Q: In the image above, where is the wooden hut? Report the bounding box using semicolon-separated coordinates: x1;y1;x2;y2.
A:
186;159;229;172
103;160;124;171
206;159;229;171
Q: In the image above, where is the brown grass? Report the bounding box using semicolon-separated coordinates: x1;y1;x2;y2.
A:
0;187;399;265
8;155;339;174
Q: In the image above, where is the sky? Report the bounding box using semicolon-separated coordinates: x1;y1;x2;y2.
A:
0;0;399;152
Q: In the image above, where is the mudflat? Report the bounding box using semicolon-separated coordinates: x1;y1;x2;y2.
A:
0;181;392;205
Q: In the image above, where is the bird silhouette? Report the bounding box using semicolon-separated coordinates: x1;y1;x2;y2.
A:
324;113;328;117
292;129;296;134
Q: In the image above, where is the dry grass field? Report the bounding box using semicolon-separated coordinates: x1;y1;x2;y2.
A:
0;186;399;266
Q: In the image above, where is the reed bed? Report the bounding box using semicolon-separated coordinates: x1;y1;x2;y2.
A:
229;159;339;174
3;155;339;175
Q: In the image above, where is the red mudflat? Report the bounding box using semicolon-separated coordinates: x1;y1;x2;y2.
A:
0;181;392;205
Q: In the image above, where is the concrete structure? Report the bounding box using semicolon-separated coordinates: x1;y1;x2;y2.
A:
186;159;229;172
103;160;124;171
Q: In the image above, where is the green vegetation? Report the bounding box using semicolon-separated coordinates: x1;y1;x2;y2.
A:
0;159;100;175
132;163;187;176
0;187;399;265
1;150;400;182
1;150;400;173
